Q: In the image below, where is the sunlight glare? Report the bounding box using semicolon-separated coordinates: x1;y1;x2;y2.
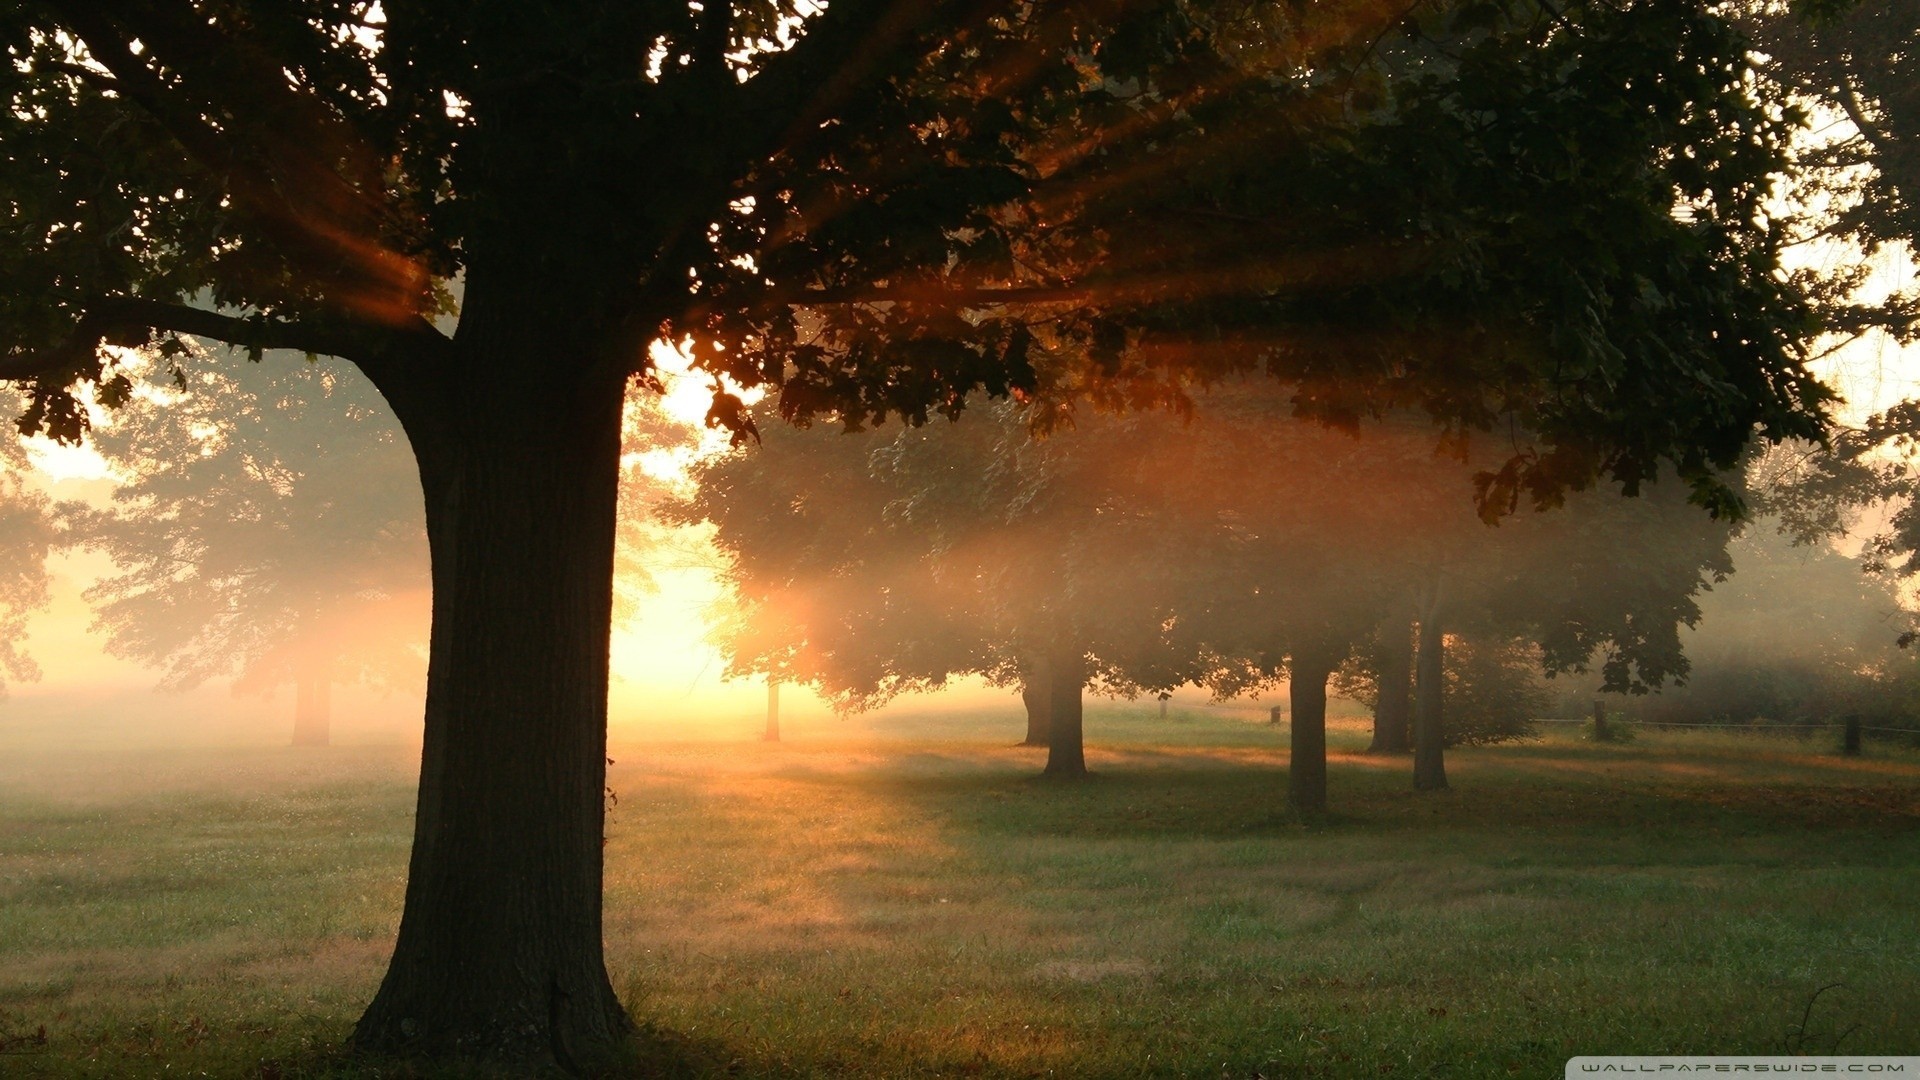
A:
24;435;111;482
648;338;763;441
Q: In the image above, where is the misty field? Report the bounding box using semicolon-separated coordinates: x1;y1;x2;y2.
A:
2;705;1917;1079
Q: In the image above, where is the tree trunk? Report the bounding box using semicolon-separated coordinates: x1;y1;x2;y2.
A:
1288;649;1335;815
1368;619;1412;754
291;657;332;747
1413;611;1449;792
1019;666;1052;747
1043;647;1087;778
351;351;632;1066
765;679;781;742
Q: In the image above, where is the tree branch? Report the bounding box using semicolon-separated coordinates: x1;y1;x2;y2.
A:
1833;71;1896;161
734;0;1016;162
785;282;1097;308
77;0;386;198
691;0;734;91
36;57;120;94
0;298;451;392
45;0;417;315
47;4;286;211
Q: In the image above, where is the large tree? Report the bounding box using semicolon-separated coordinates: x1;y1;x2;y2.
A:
1;0;1837;1065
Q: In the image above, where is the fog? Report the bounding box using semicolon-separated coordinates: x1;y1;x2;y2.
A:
3;338;1918;800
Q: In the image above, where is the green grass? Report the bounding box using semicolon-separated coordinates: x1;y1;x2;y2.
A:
2;708;1917;1078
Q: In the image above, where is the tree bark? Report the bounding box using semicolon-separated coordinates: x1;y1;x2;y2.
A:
351;347;632;1066
1413;611;1449;792
1019;666;1052;747
291;656;332;747
1042;647;1087;778
1288;648;1335;815
765;679;781;742
1368;619;1412;754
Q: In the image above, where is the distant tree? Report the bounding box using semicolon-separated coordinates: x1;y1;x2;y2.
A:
1625;523;1918;731
1340;632;1551;747
0;391;56;699
1402;466;1739;784
1163;394;1738;800
1744;0;1920;343
1750;420;1920;646
68;351;689;745
65;353;429;745
687;381;1742;811
1734;0;1920;624
674;399;1212;778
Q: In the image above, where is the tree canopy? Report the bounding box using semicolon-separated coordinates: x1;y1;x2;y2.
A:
3;1;1832;501
1746;0;1919;342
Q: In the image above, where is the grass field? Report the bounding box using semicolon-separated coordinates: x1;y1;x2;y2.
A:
1;703;1917;1078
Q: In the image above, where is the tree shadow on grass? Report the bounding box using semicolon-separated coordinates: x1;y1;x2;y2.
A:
826;746;1920;849
245;1020;766;1079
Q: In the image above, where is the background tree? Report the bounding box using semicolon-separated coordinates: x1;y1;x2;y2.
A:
1162;395;1739;801
0;0;1841;1062
67;349;691;746
64;352;429;746
689;384;1737;813
0;389;56;700
676;399;1214;778
1337;632;1553;747
1622;523;1920;733
1745;0;1919;344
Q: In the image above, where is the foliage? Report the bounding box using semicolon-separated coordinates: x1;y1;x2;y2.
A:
1335;631;1549;745
63;350;688;700
684;381;1738;715
1755;415;1920;647
1439;635;1550;745
63;352;430;696
1744;0;1920;344
1474;465;1741;693
1623;523;1920;731
0;1;1835;506
670;398;1216;708
1733;0;1920;635
0;388;55;698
